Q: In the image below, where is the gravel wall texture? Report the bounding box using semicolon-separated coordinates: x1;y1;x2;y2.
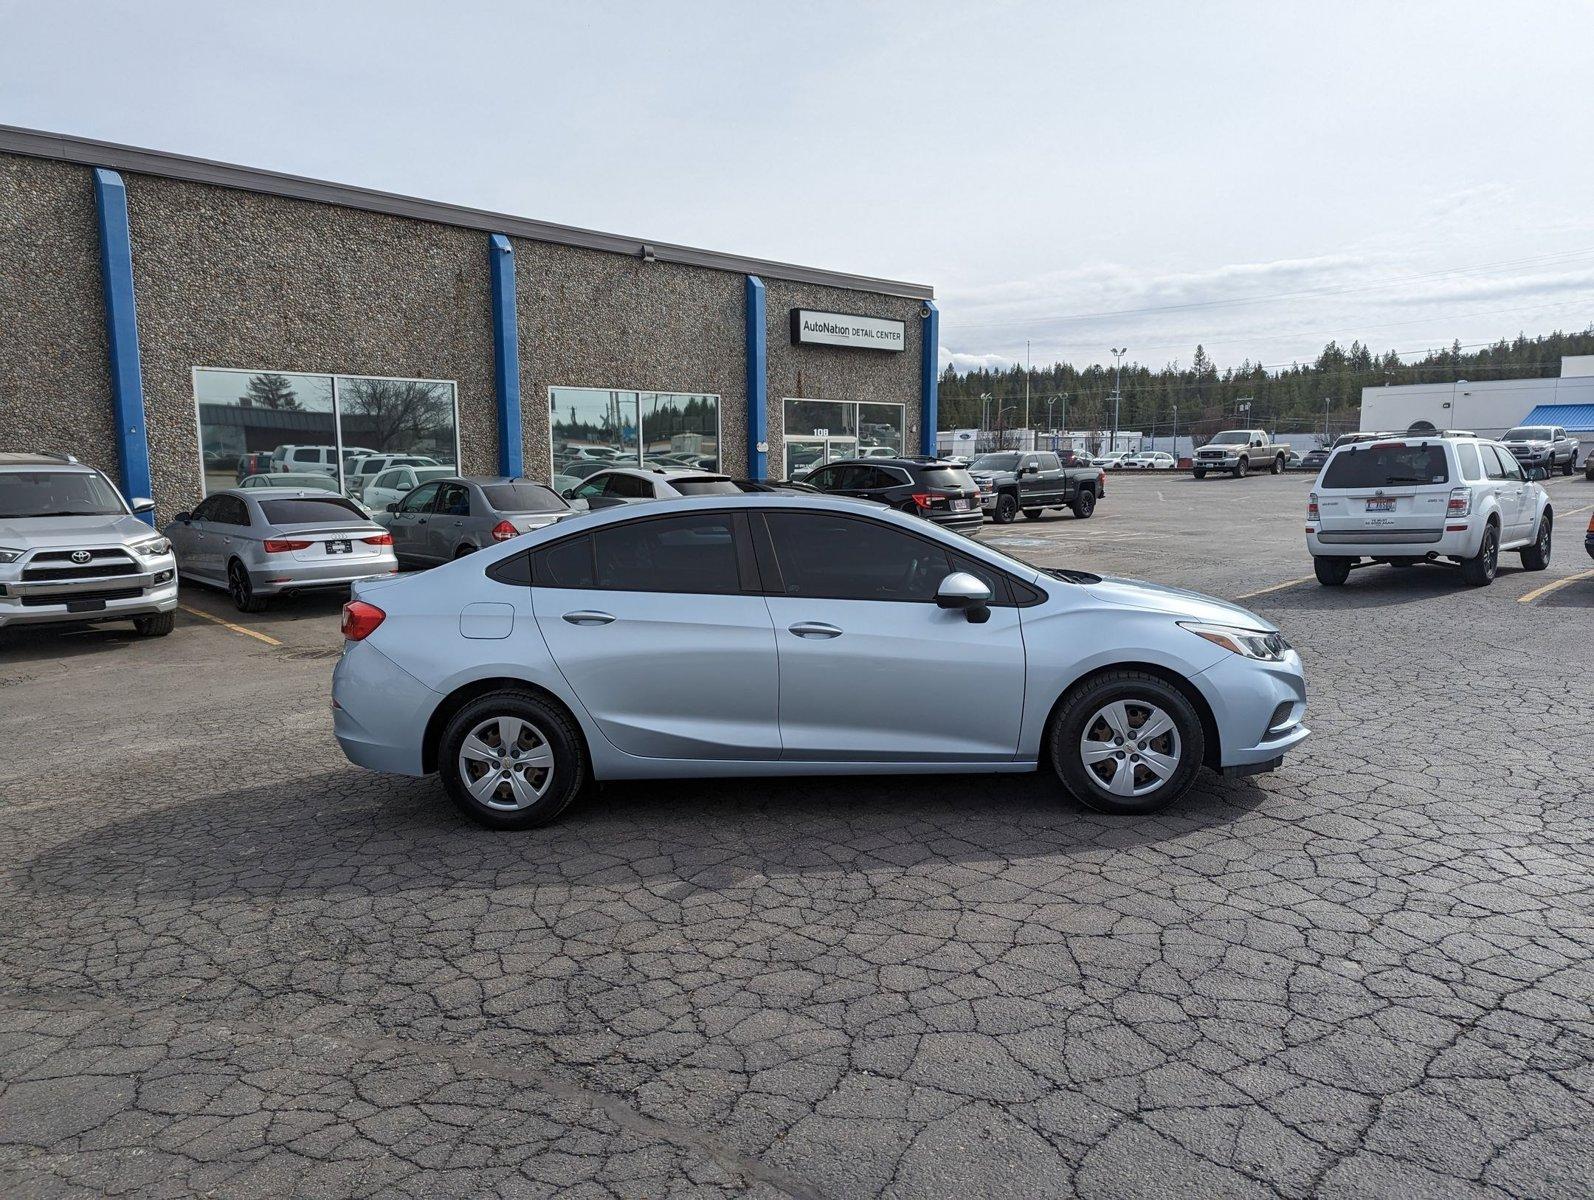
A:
0;155;118;481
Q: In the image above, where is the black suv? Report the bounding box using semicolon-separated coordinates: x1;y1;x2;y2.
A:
797;457;984;536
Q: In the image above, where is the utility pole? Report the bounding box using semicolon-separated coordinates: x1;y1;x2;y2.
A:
1322;396;1330;441
1110;347;1127;452
1024;340;1032;446
1171;403;1178;458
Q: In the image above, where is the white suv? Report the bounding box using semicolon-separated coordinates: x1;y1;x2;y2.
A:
1306;435;1553;587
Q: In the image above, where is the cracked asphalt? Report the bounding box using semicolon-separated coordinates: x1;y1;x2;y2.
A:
1;472;1590;1198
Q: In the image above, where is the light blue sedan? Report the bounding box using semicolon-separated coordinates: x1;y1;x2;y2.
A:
331;495;1307;829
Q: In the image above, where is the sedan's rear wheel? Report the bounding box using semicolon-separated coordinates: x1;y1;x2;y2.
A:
1049;671;1204;815
228;560;269;613
439;691;586;829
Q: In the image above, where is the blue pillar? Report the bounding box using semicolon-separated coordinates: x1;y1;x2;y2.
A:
92;168;153;522
489;234;524;477
745;275;768;479
919;299;940;457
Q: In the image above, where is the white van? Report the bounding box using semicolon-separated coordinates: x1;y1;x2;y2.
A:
1306;435;1553;587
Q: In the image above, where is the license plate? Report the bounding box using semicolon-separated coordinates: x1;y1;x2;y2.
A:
326;539;353;554
1365;498;1396;512
951;498;971;512
67;598;107;613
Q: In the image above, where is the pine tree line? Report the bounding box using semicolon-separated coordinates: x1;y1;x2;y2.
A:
938;327;1594;441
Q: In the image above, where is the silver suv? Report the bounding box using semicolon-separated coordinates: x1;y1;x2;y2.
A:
0;453;179;637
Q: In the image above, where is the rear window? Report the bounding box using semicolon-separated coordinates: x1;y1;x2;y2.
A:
915;467;977;490
482;482;565;512
1321;444;1450;489
259;497;368;525
670;477;742;496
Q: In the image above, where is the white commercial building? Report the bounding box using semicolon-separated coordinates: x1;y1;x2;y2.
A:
1360;356;1594;457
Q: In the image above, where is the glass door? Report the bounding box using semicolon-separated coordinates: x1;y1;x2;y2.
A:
783;436;858;479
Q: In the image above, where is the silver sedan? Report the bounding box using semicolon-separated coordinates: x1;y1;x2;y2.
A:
165;488;397;612
332;494;1309;830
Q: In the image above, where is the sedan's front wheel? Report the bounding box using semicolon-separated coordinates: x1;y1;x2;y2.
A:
1049;671;1204;815
438;690;587;829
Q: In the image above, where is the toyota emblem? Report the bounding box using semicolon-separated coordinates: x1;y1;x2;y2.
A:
70;550;91;564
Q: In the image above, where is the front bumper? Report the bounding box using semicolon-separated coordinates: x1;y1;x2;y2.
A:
0;557;179;628
1194;455;1243;469
1306;521;1482;560
1193;648;1309;770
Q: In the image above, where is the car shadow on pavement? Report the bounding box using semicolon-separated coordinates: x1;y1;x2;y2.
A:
1262;562;1535;610
19;767;1270;904
0;622;151;664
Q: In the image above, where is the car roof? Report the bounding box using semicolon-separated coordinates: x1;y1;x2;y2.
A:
0;452;97;472
819;457;961;469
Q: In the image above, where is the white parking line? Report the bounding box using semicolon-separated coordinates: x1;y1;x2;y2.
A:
1517;568;1594;605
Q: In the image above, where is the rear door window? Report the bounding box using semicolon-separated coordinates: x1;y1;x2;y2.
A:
593;513;741;593
1321;444;1449;489
915;467;977;490
1456;443;1482;481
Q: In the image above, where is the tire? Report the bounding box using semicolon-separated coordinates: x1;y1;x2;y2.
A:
1562;454;1574;476
1192;468;1206;480
992;493;1019;524
1048;670;1205;815
228;560;269;613
454;544;476;558
1314;556;1352;586
1460;522;1499;587
1520;511;1551;571
438;689;587;830
1233;457;1249;479
1071;488;1097;519
1270;454;1284;475
133;610;175;637
1022;508;1043;521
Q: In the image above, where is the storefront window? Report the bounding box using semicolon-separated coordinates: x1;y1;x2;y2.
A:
193;368;457;497
550;388;719;490
781;398;903;479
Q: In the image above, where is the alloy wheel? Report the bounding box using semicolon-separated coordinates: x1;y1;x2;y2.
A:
1079;700;1181;797
458;715;555;810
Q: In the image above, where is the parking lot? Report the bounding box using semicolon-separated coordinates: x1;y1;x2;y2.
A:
1;470;1591;1198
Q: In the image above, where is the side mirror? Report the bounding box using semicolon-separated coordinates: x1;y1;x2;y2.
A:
386;502;399;513
130;497;155;514
936;572;993;623
561;488;576;500
173;511;192;524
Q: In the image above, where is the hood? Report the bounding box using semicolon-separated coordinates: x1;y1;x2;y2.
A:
1084;574;1277;632
0;513;152;548
969;469;1014;484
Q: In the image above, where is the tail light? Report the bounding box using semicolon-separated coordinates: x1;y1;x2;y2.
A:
341;600;386;641
262;538;312;553
361;533;393;546
491;520;519;542
1306;492;1319;521
1446;487;1472;517
909;492;935;510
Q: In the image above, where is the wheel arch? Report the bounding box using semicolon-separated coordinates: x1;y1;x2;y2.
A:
422;676;591;775
1040;661;1222;770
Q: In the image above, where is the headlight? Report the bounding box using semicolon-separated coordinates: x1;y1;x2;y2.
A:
131;536;171;557
0;547;22;564
1179;621;1290;662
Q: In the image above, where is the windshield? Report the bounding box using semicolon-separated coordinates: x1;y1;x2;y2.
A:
259;497;369;525
482;482;566;512
1504;427;1553;441
670;477;742;496
1322;443;1449;489
1208;432;1252;445
971;453;1020;471
0;470;126;518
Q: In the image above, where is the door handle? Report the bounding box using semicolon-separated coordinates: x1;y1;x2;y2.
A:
788;621;843;639
563;610;616;626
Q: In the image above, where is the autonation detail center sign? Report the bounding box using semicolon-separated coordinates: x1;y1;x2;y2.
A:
790;309;906;352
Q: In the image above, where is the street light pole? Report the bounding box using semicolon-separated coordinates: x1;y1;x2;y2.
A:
1171;403;1178;458
1322;396;1330;441
1110;347;1127;452
1024;340;1032;446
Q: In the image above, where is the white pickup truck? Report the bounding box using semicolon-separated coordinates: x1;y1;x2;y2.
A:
1192;429;1289;478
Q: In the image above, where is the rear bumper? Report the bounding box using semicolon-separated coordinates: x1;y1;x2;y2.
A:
925;511;985;537
1306;522;1482;559
250;557;399;595
0;565;179;628
331;639;437;775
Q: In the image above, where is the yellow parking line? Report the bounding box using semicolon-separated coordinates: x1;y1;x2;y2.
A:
1234;575;1316;601
1517;568;1594;605
178;604;283;646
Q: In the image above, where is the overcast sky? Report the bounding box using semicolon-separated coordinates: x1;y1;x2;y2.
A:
5;0;1593;377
